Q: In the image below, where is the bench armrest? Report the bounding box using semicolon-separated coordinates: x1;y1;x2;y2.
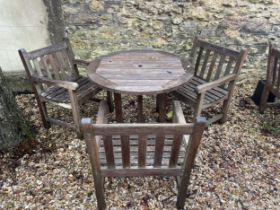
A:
195;74;236;94
32;76;78;90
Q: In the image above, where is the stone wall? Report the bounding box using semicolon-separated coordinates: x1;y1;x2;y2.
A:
60;0;280;73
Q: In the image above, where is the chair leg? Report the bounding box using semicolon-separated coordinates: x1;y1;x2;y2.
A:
94;175;106;210
259;86;269;114
37;100;51;129
176;175;190;209
193;94;203;122
69;90;82;138
220;99;230;123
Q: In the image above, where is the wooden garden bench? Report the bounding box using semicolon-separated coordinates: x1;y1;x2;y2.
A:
260;43;280;113
19;39;101;137
172;38;248;124
81;100;206;209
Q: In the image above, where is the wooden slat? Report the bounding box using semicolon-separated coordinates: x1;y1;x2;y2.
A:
55;51;69;80
196;39;240;58
39;57;53;79
93;124;193;135
138;134;147;167
206;52;218;81
114;93;123;123
137;95;144;122
32;59;43;77
157;93;166;122
154;134;165;166
199;49;211;78
101;167;183;177
272;57;278;86
27;42;66;59
120;135;130;168
46;55;60;80
224;57;234;76
103;136;115;168
214;55;225;80
169;135;183;167
276;61;280;91
87;50;193;95
194;47;203;75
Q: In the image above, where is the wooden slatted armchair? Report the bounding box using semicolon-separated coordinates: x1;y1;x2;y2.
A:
81;100;206;210
172;38;248;124
18;39;101;137
260;43;280;113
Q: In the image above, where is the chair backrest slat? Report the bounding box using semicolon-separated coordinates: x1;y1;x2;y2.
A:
120;135;130;167
169;134;183;167
154;134;165;166
103;135;115;168
138;134;147;167
214;54;225;80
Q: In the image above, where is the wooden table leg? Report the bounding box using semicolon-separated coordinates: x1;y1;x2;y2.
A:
106;91;114;112
114;93;123;123
137;95;144;122
157;93;167;122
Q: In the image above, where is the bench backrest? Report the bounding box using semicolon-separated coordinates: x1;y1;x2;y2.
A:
190;38;247;89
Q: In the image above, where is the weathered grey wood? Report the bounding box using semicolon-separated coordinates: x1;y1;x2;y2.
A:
137;95;144;122
82;101;206;209
120;135;130;168
87;50;193;95
106;91;114;112
96;101;115;168
169;135;183;167
18;39;101;137
172;37;248;124
69;89;81;137
260;43;280;113
176;117;206;209
199;49;210;78
114;93;123;123
101;168;183;177
157;93;167;122
93;123;193;135
81;118;106;210
18;49;50;128
195;74;236;93
206;52;218;81
138;134;147;167
154;134;165;166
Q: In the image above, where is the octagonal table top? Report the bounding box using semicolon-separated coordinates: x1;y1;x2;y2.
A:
87;50;193;95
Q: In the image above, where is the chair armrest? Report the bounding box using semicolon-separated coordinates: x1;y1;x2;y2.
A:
73;59;90;67
96;100;110;124
32;76;78;90
195;74;236;94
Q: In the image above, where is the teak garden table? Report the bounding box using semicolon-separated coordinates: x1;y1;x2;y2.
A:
87;50;193;122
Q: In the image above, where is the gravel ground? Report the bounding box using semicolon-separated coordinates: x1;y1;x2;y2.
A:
0;69;279;209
